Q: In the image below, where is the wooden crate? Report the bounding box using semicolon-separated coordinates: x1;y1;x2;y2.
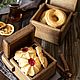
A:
2;24;57;80
30;0;77;45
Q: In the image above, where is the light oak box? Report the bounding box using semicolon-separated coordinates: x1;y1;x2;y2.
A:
30;0;77;45
2;24;57;80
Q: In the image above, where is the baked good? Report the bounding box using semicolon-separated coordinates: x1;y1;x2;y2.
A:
14;47;41;76
40;9;67;28
21;47;36;59
14;46;48;76
14;50;23;62
45;9;66;28
0;24;14;36
0;21;6;29
36;46;48;68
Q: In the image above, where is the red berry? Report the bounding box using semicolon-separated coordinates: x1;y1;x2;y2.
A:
22;47;28;52
28;58;35;66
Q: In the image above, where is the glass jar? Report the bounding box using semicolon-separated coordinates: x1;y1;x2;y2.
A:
8;4;22;31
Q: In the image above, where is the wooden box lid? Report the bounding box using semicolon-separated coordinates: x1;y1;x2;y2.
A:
46;0;77;11
3;24;35;59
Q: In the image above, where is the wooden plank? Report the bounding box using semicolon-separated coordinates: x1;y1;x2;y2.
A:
50;0;77;11
46;4;70;12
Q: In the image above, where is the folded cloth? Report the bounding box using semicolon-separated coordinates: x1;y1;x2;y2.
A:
0;51;18;80
0;51;17;80
19;0;41;11
0;0;41;15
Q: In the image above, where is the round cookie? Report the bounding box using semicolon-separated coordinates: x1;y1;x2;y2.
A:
45;9;66;28
0;24;14;36
36;46;48;68
0;21;6;29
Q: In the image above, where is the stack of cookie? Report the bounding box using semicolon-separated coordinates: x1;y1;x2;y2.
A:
14;46;48;77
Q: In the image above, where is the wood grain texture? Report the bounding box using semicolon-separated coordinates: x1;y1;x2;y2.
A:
0;71;9;80
2;54;15;72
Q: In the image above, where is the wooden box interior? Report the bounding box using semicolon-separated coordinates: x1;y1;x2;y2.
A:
2;24;57;80
30;3;73;44
3;24;35;59
33;4;71;22
10;44;57;80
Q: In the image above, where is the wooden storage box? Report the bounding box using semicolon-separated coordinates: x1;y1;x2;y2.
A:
2;24;57;80
30;0;77;45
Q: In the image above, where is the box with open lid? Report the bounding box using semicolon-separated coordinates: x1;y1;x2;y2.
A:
2;24;57;80
30;0;77;45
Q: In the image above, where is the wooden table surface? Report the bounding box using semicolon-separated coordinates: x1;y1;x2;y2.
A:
0;71;9;80
0;0;80;80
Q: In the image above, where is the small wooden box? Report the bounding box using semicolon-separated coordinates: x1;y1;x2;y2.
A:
30;0;77;45
2;24;57;80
